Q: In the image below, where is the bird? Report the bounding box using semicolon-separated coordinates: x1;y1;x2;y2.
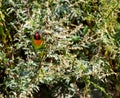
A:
32;30;43;51
32;30;47;61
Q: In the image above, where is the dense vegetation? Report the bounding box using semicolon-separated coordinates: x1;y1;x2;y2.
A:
0;0;120;98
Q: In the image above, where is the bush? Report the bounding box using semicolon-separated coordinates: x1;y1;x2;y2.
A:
0;0;120;98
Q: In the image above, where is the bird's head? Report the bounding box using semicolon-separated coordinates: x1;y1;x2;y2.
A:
34;31;42;40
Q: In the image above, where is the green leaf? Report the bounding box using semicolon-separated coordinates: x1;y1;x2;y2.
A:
71;35;80;42
83;25;88;34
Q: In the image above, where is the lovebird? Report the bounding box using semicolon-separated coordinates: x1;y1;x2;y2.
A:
32;30;43;51
32;30;47;61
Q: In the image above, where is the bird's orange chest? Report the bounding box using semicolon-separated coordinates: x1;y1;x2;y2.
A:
33;39;43;46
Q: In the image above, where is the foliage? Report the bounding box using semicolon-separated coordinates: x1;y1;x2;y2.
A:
0;0;120;98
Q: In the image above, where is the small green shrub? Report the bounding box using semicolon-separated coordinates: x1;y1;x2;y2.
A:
0;0;120;98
